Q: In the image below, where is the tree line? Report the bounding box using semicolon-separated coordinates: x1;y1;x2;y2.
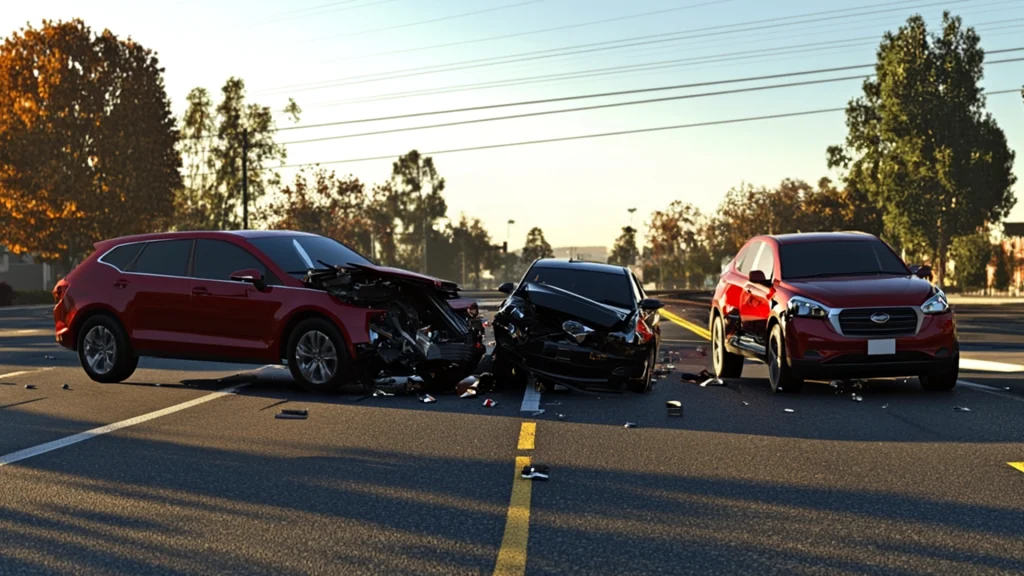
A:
609;12;1020;291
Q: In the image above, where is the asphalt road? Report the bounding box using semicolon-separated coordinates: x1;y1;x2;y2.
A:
1;303;1023;575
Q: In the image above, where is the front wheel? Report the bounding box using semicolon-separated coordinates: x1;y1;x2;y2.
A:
920;357;958;391
77;314;137;383
711;314;743;378
287;318;350;393
768;323;802;393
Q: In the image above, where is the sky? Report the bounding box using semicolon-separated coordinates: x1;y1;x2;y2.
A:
3;0;1024;250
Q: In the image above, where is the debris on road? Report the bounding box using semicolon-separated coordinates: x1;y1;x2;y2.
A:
681;369;713;384
521;464;549;481
700;377;726;387
532;409;545;416
24;384;36;390
61;383;70;390
557;413;566;420
482;398;498;408
43;355;55;360
652;365;671;377
372;389;395;397
742;401;749;406
460;388;478;398
624;422;637;428
784;408;795;413
954;406;972;412
696;346;706;357
882;404;889;409
851;393;863;402
419;394;437;404
275;409;308;420
282;409;308;417
667;400;682;417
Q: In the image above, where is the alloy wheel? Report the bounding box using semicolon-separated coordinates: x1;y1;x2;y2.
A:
296;330;338;385
768;332;781;388
712;317;724;375
84;325;116;375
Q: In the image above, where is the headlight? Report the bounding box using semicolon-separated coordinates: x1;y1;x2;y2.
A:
921;290;949;315
787;296;830;319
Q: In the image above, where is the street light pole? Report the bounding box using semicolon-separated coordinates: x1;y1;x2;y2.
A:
505;219;515;282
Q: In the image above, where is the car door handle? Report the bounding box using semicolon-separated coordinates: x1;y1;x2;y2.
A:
113;279;129;289
191;287;210;296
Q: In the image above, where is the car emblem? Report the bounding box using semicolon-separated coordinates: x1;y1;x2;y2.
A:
870;312;890;324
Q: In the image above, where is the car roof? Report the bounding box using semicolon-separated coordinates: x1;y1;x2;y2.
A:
96;229;319;248
769;231;878;245
529;258;629;275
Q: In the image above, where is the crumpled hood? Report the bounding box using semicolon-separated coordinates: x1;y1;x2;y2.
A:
520;282;630;329
349;263;459;291
781;275;936;308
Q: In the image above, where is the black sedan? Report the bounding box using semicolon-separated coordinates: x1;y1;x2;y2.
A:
491;259;663;393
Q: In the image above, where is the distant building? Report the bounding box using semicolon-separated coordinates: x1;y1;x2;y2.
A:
994;222;1024;293
0;246;55;292
551;246;608;263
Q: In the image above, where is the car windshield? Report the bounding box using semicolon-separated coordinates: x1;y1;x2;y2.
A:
780;240;909;280
248;235;373;277
524;266;635;310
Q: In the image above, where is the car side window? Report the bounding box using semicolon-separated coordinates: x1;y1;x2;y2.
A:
736;242;761;275
752;243;775;279
127;240;193;277
194;239;275;283
99;243;145;272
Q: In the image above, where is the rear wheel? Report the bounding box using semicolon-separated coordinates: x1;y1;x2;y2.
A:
711;314;743;378
287;318;350;393
768;323;802;393
77;314;137;383
629;346;657;393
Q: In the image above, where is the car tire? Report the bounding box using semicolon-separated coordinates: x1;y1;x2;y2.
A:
768;323;803;393
711;314;743;379
629;346;657;394
77;314;137;383
286;318;350;394
919;356;959;392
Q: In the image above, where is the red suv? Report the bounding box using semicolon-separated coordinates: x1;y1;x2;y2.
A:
53;231;485;392
709;232;957;393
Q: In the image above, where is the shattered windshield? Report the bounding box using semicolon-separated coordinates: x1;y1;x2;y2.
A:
249;235;373;277
524;266;635;310
780;240;909;280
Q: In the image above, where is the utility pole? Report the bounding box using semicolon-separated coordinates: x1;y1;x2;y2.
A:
242;129;249;230
505;219;515;282
421;165;429;274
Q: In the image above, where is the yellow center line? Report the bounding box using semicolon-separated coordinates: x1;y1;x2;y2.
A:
1009;462;1024;474
660;309;711;341
494;422;537;576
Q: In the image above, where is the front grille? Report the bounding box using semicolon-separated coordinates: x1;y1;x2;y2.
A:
838;307;918;337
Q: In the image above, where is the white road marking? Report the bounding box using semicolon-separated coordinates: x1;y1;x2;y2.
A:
958;380;1024;403
959;358;1024;373
0;384;248;468
0;368;55;380
520;382;541;412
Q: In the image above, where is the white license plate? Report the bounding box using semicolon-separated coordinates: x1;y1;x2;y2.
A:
867;339;896;356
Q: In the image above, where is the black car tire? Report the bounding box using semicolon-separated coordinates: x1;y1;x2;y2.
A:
919;356;958;391
768;323;803;393
629;346;657;394
77;314;137;383
711;314;743;379
286;318;350;393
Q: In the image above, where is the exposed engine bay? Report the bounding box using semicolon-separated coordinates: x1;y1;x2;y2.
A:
301;261;486;393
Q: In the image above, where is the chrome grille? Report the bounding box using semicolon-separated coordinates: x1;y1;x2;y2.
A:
837;307;918;337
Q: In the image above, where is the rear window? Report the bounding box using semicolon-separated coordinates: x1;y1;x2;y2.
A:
780;240;908;280
524;266;634;310
99;243;145;271
249;235;372;278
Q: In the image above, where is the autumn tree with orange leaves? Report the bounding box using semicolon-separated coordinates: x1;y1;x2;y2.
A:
0;19;181;273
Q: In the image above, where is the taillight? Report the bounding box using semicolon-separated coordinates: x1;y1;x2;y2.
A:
635;315;653;344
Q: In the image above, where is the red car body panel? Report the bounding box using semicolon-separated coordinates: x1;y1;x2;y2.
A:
53;231;461;366
711;232;957;380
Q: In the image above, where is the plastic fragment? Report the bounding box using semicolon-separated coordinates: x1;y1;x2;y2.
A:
24;384;36;390
281;409;308;416
532;409;545;416
696;346;706;356
373;389;395;397
61;383;70;390
784;408;795;413
460;387;479;398
419;394;437;403
624;422;637;428
851;393;863;402
953;406;971;412
742;401;749;406
43;355;55;360
666;400;682;417
882;404;889;409
521;464;549;481
482;398;497;407
1005;387;1011;391
275;412;307;420
557;413;566;420
681;369;713;384
700;378;725;387
666;364;676;370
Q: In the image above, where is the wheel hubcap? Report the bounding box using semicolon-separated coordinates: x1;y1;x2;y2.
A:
296;330;338;385
768;334;780;387
84;325;116;375
712;318;724;373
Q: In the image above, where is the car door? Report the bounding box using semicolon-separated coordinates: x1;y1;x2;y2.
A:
722;241;756;339
741;241;776;349
118;239;195;354
189;238;285;361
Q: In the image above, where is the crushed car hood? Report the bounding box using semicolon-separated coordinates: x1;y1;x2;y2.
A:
781;275;935;308
519;282;630;329
348;263;459;291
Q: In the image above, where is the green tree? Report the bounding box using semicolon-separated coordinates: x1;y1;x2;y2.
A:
175;79;300;231
993;242;1011;291
827;12;1016;287
385;150;447;273
643;201;703;288
0;19;181;274
521;227;554;264
264;168;373;256
949;231;993;291
450;215;497;289
607;226;640;267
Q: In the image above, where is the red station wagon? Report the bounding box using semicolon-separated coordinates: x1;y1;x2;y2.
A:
53;231;485;392
709;232;958;393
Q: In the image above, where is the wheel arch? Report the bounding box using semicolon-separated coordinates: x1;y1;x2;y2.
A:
277;308;353;362
69;304;127;352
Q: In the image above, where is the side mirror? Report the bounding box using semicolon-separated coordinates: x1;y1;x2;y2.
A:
640;298;663;311
498;282;515;295
230;268;267;291
912;265;932;279
748;270;772;286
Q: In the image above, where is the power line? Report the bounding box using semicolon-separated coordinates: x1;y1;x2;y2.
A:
322;0;736;63
268;88;1023;169
245;0;399;26
258;0;972;94
307;0;544;42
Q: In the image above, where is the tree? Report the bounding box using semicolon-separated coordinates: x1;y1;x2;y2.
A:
949;230;993;291
175;78;300;231
264;168;373;256
827;12;1016;287
0;19;180;274
993;242;1011;291
384;150;446;273
643;201;702;287
450;215;497;289
608;226;640;267
521;227;554;264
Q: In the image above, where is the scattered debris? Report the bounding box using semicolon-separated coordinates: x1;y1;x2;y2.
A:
24;384;36;390
545;401;563;406
43;355;55;360
666;364;676;370
154;383;161;387
681;369;713;384
482;398;498;408
521;464;549;481
460;388;479;398
700;377;726;387
532;409;545;416
851;393;863;402
666;400;682;417
372;389;395;397
784;408;795;413
1005;387;1012;391
953;406;972;412
882;404;889;409
61;383;70;390
557;413;566;420
742;401;749;406
419;394;437;404
696;346;706;357
652;365;671;377
624;422;637;428
281;409;308;417
275;411;307;420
